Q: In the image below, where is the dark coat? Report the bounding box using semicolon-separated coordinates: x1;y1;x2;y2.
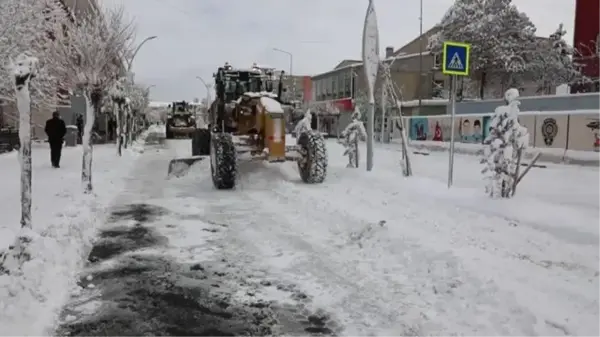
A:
45;117;66;143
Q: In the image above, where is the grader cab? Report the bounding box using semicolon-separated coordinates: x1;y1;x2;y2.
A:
168;62;327;189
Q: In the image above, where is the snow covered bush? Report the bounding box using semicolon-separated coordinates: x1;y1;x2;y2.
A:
48;5;135;193
339;107;367;168
293;109;313;136
481;88;529;198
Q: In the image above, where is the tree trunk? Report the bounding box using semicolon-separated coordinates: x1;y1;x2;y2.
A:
479;71;487;100
16;74;32;229
82;90;98;193
123;110;129;149
115;102;122;156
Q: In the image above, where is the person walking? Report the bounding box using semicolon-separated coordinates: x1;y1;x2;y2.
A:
45;111;66;168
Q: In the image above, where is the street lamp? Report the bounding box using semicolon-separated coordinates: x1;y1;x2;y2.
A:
272;47;293;75
272;48;294;101
127;35;158;72
196;76;212;124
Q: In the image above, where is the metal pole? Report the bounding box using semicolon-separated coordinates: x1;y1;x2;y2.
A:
417;0;423;114
196;76;211;123
380;81;386;142
448;75;457;188
367;92;374;171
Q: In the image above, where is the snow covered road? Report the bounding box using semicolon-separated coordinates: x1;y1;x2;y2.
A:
54;136;599;336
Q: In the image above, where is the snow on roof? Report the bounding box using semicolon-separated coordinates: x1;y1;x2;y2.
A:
260;96;284;113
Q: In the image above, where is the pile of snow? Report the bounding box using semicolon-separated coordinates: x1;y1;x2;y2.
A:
0;144;140;335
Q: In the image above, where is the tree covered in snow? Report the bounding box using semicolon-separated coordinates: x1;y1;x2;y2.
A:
530;24;590;94
428;0;538;99
481;88;529;198
126;84;149;142
109;78;127;156
0;0;70;108
339;107;367;168
48;5;135;192
0;54;39;275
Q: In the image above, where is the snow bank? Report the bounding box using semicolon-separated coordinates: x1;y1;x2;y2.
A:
0;143;142;335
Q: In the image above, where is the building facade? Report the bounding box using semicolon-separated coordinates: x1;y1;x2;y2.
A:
279;75;312;106
571;0;599;93
310;28;449;118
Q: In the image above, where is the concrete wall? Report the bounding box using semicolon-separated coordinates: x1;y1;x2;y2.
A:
398;110;600;152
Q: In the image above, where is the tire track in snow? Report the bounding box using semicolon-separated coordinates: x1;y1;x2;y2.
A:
231;161;536;336
268;161;597;336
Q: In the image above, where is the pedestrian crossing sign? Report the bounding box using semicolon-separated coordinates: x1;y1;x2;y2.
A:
442;41;471;76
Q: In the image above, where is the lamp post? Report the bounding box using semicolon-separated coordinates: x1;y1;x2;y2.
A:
272;48;293;75
196;76;212;125
127;35;158;72
273;48;295;101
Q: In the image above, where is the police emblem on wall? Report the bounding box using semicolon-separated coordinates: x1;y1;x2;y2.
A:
541;118;558;146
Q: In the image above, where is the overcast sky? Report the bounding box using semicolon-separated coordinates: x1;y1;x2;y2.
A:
100;0;576;102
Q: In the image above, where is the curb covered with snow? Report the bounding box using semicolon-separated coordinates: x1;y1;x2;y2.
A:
407;140;600;166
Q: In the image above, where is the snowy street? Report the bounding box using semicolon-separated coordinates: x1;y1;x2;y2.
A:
21;134;596;336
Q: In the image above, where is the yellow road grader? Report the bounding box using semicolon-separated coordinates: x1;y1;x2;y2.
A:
168;63;327;189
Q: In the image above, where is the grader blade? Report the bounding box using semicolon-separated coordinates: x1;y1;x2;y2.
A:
167;156;206;178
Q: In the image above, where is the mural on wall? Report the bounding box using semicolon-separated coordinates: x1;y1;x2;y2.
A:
427;117;454;142
541;117;558;146
410;117;428;140
586;118;599;152
534;114;568;149
432;121;443;141
458;117;484;143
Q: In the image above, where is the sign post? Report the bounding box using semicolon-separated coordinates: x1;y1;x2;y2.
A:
442;41;470;188
362;0;380;171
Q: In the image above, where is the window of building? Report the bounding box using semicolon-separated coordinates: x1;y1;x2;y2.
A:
433;53;442;69
331;76;337;99
432;80;445;98
344;72;351;97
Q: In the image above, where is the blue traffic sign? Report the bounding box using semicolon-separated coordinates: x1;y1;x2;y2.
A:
442;41;471;76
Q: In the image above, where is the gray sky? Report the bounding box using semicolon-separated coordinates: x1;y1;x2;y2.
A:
100;0;576;102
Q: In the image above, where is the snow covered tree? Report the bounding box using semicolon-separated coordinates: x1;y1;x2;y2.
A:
109;78;127;156
339;107;367;168
0;54;39;275
48;5;135;192
428;0;538;99
481;88;529;198
0;0;70;108
125;84;149;142
531;24;590;94
11;54;38;230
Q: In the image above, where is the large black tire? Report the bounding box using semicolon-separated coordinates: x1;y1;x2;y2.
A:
192;128;211;156
210;133;236;190
297;130;327;184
